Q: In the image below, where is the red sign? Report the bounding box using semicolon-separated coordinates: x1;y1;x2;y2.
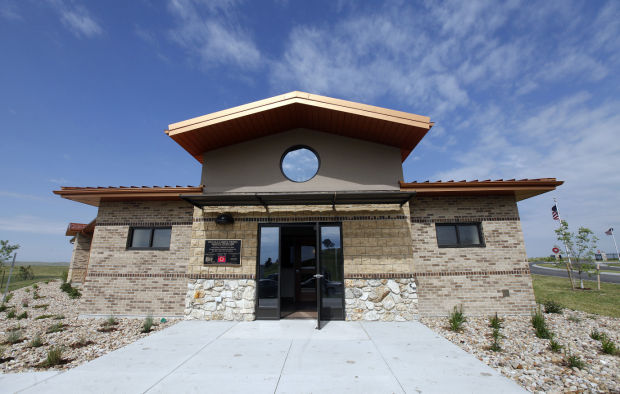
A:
217;256;226;263
552;247;560;254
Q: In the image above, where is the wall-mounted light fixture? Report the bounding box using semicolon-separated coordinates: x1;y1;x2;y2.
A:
215;213;234;225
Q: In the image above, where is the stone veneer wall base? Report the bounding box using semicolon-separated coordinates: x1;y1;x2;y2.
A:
345;278;418;321
185;279;256;321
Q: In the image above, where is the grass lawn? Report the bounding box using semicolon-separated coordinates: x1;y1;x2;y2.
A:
0;265;68;292
532;274;620;318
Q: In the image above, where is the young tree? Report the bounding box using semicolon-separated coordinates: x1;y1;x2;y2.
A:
555;221;598;289
0;240;19;264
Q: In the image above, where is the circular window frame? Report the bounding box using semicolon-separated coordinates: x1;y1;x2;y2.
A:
279;145;321;183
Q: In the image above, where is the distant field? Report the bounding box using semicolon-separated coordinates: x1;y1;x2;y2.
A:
14;261;69;266
0;265;67;292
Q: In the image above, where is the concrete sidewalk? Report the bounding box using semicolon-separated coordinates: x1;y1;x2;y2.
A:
1;320;524;393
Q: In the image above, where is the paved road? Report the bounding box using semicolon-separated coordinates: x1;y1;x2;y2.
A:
529;263;620;284
1;320;524;394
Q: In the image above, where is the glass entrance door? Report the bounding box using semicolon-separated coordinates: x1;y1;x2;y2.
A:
256;226;280;319
316;224;345;329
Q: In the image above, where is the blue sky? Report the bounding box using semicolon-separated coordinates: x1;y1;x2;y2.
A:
1;0;619;262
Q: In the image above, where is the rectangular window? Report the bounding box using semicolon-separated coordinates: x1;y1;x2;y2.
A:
435;223;484;248
127;227;172;250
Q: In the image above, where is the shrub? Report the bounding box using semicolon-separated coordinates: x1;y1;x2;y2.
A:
18;265;34;281
531;307;552;339
567;315;581;323
44;280;50;284
35;314;54;320
29;334;44;348
6;310;16;319
60;282;72;293
549;339;563;353
0;303;7;312
489;327;502;352
60;282;81;299
33;304;49;309
46;323;65;334
43;346;64;367
566;352;585;369
3;293;13;303
53;315;65;320
141;316;154;333
32;284;38;290
6;330;22;344
590;328;604;341
33;291;44;300
601;338;617;355
25;288;30;293
21;299;29;307
71;335;93;349
104;316;118;326
543;300;563;314
61;270;68;283
17;311;27;320
489;313;502;329
448;306;466;332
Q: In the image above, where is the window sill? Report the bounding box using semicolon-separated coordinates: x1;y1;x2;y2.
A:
437;244;486;248
126;247;171;251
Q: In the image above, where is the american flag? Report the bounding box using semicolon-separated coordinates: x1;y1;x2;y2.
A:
551;205;559;220
605;228;614;236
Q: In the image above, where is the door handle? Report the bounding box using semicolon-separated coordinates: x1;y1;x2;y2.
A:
313;274;324;279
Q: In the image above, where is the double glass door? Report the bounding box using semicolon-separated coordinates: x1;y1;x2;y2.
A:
255;223;344;328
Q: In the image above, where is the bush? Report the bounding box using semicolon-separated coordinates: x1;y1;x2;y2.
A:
43;346;64;367
590;328;604;341
489;313;502;329
5;330;22;344
3;293;13;303
566;352;585;369
17;311;27;320
0;303;7;312
29;334;44;348
60;282;81;299
32;283;38;290
18;265;34;281
46;323;65;334
6;310;16;319
531;307;553;339
549;339;563;353
21;299;29;307
33;304;49;309
141;316;154;333
61;270;68;283
567;315;581;323
543;300;563;314
601;338;617;355
53;314;65;320
448;306;466;332
33;291;44;300
104;316;118;326
489;327;502;352
35;314;54;320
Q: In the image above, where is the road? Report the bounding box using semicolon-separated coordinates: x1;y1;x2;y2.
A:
529;263;620;284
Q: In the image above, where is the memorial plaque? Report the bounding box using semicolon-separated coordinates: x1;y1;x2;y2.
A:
204;239;242;265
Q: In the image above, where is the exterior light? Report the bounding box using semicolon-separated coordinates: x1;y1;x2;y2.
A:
215;213;234;225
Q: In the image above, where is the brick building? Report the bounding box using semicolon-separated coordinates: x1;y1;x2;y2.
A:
55;92;561;325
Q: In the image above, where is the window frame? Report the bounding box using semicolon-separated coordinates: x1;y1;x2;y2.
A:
435;223;485;248
279;145;321;183
126;227;172;250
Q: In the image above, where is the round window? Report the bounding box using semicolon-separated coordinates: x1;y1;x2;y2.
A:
280;146;320;182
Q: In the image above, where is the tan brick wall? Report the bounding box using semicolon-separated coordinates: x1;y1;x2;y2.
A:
68;233;91;284
410;195;535;316
80;201;193;316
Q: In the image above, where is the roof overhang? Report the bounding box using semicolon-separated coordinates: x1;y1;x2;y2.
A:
400;178;563;201
166;91;433;163
181;191;416;209
53;186;203;207
65;220;96;236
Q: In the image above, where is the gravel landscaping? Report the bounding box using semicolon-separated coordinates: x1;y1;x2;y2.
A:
0;280;175;373
421;308;620;393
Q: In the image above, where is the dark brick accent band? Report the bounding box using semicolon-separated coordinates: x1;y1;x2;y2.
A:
87;272;255;280
98;215;409;227
345;268;530;279
411;216;520;223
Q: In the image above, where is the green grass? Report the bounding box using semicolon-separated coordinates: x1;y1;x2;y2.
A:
0;265;67;292
532;275;620;318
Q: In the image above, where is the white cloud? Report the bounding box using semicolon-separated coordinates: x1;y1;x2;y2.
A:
0;215;65;235
167;0;261;70
49;0;102;38
0;0;21;20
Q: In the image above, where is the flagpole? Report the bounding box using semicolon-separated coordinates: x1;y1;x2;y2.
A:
554;198;575;289
611;229;620;262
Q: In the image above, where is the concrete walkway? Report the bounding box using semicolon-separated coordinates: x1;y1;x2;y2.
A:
1;320;524;393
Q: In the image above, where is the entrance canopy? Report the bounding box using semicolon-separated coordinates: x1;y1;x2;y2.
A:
180;191;415;208
166;91;434;163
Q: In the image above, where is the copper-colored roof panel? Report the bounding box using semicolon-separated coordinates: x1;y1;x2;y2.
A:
166;91;433;163
53;185;204;207
400;178;563;201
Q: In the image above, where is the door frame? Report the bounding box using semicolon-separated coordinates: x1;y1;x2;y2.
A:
255;221;344;321
317;222;345;328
